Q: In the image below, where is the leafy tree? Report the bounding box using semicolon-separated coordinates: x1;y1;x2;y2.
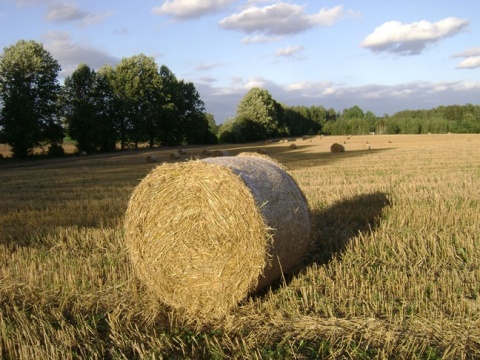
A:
205;113;218;135
61;63;117;153
156;66;216;145
109;54;161;149
0;40;63;158
156;65;181;145
176;80;214;144
236;87;284;139
218;116;265;143
282;105;323;136
341;105;364;120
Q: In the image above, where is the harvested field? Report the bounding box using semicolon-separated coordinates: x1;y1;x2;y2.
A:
1;134;479;359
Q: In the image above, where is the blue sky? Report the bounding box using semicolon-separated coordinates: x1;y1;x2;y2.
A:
1;0;479;124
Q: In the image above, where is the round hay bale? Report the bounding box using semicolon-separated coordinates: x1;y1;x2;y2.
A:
178;148;187;155
146;155;158;163
257;148;267;154
211;149;230;157
289;143;298;149
124;154;311;320
169;153;180;160
330;143;345;153
201;149;212;156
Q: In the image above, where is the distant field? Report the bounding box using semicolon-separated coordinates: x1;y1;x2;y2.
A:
0;141;78;158
1;134;479;359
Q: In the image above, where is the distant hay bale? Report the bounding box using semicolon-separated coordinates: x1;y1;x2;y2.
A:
146;155;158;163
289;143;298;149
211;149;230;157
257;148;267;154
79;151;87;156
330;143;345;153
364;144;371;150
124;153;311;320
178;149;187;155
201;149;212;156
169;153;180;160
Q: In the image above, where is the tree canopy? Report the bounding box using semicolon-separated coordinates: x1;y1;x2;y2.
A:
0;40;63;158
61;63;117;153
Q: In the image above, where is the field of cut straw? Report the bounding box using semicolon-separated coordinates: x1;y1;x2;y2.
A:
1;134;479;359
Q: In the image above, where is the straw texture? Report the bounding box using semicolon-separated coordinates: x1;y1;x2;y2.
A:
124;153;311;319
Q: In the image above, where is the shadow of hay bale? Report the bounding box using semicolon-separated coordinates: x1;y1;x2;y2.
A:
310;192;390;265
254;192;390;294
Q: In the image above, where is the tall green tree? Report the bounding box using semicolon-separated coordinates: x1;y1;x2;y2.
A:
61;63;117;153
236;87;284;139
176;80;211;144
110;54;161;149
0;40;63;158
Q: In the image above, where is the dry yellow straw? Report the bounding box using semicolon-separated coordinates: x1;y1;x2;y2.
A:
124;153;311;319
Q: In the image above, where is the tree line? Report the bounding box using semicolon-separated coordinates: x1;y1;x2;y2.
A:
1;40;479;158
219;89;480;143
0;40;217;158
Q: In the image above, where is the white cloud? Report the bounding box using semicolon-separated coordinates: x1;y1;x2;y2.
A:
361;17;469;55
452;46;480;58
42;31;119;77
452;47;480;69
241;34;282;44
152;0;236;20
44;3;112;27
275;45;304;58
219;3;355;42
456;56;480;69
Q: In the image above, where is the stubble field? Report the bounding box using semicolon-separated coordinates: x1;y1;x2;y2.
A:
1;134;479;359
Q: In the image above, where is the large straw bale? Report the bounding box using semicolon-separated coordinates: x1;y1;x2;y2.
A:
124;153;311;320
330;143;345;153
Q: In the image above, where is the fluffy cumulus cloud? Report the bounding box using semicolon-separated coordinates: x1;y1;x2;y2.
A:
219;3;354;42
361;17;469;55
42;31;119;77
452;47;480;69
152;0;236;20
45;3;112;27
